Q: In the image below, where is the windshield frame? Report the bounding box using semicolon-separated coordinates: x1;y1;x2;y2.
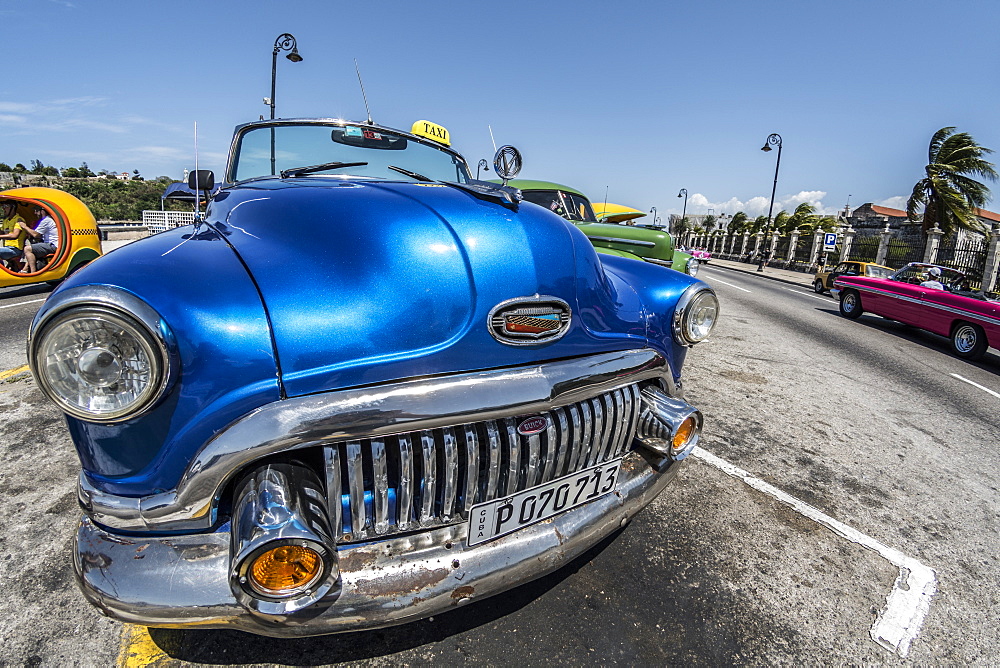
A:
224;118;472;185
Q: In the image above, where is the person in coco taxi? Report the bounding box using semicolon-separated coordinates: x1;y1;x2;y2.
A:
0;200;27;270
19;205;58;273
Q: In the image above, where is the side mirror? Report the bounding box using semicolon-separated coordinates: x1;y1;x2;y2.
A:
188;170;215;192
492;145;522;185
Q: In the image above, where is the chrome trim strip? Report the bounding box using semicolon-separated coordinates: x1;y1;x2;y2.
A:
74;451;681;636
485;422;501;500
322;446;342;536
849;284;1000;327
371;439;390;534
526;432;541;488
554;408;570;479
463;426;479;513
588;397;605;468
587;235;657;248
504;418;520;495
419;432;436;526
541;416;557;483
397;435;414;529
346;441;366;538
79;349;673;532
441;428;458;520
567;404;583;474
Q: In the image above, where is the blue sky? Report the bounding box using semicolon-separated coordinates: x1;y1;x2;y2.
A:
3;0;999;218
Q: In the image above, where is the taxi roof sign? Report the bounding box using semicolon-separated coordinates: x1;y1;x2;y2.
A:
411;120;450;146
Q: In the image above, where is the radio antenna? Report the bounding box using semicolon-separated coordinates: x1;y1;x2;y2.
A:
488;124;498;152
354;59;373;124
193;121;201;217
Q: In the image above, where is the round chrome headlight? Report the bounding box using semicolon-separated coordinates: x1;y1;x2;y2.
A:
685;258;700;277
673;286;719;346
32;307;167;422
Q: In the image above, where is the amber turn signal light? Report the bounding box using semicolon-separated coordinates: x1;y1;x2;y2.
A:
248;544;324;597
672;417;697;454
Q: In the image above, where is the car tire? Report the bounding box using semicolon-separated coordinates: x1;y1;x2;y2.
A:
813;279;825;294
950;322;988;360
839;290;863;319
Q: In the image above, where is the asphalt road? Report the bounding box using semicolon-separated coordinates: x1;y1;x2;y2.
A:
0;264;997;665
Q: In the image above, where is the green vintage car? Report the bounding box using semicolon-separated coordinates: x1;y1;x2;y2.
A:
504;180;698;276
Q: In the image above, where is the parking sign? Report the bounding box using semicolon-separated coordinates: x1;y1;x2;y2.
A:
823;232;837;252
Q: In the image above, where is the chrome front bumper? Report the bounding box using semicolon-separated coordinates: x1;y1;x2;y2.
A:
75;450;679;637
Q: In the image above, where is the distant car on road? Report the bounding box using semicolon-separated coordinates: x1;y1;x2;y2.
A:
814;260;892;294
509;180;700;276
833;262;999;360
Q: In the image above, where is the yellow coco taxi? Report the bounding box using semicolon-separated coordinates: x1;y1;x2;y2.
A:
0;187;102;287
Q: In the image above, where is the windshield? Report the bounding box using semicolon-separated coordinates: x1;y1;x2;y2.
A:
520;190;598;222
865;265;893;278
230;123;471;183
891;263;966;288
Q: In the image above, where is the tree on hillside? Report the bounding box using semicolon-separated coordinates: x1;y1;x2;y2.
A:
728;211;748;233
907;126;997;236
787;202;818;233
750;215;769;233
79;162;96;178
772;210;791;234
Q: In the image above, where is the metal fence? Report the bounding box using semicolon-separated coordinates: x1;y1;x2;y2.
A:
937;236;987;289
142;210;196;234
848;235;879;262
883;238;923;268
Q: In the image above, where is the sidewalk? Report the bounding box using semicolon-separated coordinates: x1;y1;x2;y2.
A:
704;258;818;290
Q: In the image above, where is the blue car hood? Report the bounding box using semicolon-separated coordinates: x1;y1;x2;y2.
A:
208;180;645;397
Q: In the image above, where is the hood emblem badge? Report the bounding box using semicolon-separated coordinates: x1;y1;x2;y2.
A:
488;295;571;346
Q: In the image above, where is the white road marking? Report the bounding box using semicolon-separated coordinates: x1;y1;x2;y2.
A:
950;373;1000;399
692;446;936;658
0;298;45;310
705;277;751;293
782;287;831;302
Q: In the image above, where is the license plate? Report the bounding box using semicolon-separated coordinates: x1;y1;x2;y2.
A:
467;458;623;547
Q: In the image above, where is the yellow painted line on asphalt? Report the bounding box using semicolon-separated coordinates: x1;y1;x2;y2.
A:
0;365;29;381
117;624;170;668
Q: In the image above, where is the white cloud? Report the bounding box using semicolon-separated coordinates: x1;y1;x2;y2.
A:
0;115;27;125
877;196;908;211
672;190;851;218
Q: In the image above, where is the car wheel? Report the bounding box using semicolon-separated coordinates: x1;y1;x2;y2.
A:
813;279;825;294
950;322;988;360
839;290;863;319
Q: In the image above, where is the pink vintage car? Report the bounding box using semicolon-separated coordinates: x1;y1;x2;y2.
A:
833;262;999;360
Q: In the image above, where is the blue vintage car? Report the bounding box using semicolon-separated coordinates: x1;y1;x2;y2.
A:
27;117;719;637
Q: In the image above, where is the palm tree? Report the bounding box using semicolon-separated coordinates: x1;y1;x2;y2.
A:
907;127;996;236
728;211;748;233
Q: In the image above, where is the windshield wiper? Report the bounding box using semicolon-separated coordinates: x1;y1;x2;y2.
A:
387;165;433;181
280;161;368;178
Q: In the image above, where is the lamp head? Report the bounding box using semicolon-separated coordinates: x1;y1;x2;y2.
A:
761;143;772;152
286;48;303;63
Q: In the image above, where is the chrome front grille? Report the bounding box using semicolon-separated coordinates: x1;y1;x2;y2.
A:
322;383;642;543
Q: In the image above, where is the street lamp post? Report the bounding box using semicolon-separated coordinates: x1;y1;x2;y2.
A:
758;133;782;271
269;33;303;120
649;206;657;227
676;188;688;241
269;33;303;175
476;159;489;179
